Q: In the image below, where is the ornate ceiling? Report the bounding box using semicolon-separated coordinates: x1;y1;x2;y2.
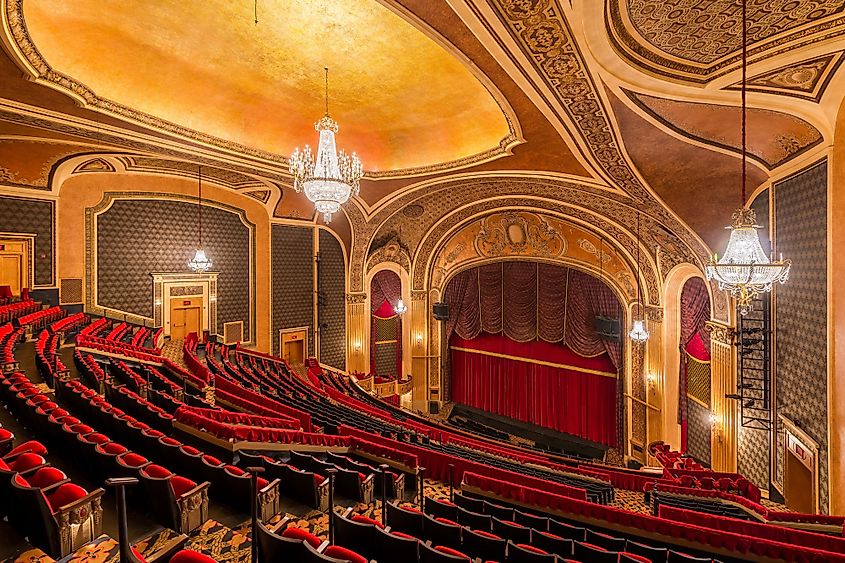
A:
1;0;844;316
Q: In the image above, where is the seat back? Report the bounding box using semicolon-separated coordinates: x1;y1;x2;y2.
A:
419;541;472;563
453;492;484;513
491;517;532;543
625;540;668;562
514;509;549;531
585;528;627;552
456;507;491;531
425;497;459;521
532;531;574;558
303;541;360;563
332;511;378;561
422;513;462;550
483;501;515;520
374;525;419;563
506;540;556;563
386;501;423;537
255;521;306;563
548;518;586;541
573;541;619;563
461;527;506;562
668;550;713;562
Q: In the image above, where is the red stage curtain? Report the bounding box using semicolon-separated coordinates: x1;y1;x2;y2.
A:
451;333;618;446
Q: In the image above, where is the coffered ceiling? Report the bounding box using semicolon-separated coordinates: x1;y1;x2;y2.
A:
1;0;844;293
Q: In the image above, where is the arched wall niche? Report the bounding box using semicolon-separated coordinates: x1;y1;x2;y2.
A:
55;168;273;350
661;263;716;451
364;262;412;380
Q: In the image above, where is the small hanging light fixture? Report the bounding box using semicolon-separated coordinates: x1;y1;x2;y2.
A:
629;211;650;342
188;165;213;273
705;0;790;315
394;299;407;316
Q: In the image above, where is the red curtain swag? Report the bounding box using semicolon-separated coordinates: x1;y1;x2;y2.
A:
678;278;711;453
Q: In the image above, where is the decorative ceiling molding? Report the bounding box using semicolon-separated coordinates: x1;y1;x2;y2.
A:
2;0;523;179
72;157;114;174
117;156;267;191
473;1;711;267
623;90;824;169
727;52;845;102
606;0;845;83
244;190;272;204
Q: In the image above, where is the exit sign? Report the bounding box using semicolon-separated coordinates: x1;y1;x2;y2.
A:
183;300;192;306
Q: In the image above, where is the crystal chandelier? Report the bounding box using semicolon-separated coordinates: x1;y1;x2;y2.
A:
394;299;407;316
629;212;650;342
188;166;213;273
290;68;363;223
705;0;790;315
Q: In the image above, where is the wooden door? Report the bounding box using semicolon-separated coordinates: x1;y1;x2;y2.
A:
0;255;22;296
170;298;202;340
285;339;304;364
785;449;814;513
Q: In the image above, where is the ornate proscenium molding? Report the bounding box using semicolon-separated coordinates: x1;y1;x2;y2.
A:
705;321;735;346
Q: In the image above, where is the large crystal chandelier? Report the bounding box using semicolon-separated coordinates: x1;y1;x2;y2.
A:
290;68;363;223
705;0;790;315
188;166;213;273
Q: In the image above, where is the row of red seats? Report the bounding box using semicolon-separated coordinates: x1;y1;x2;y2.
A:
462;471;845;563
78;317;109;337
17;306;64;330
0;371;104;557
49;312;87;334
77;333;161;358
0;299;39;324
176;404;300;429
1;325;23;365
105;321;131;342
130;327;150;348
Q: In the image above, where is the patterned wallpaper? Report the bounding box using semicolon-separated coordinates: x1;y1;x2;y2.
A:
687;399;712;465
95;198;252;339
272;225;313;356
774;160;828;512
0;195;54;286
318;229;346;370
736;189;772;492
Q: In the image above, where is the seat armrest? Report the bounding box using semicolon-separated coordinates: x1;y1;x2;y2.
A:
257;478;281;522
175;481;209;534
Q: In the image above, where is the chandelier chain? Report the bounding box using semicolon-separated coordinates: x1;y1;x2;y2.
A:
324;67;329;116
741;0;747;207
198;165;203;247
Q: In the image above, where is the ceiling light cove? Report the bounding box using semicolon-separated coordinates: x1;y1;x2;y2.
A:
21;0;516;174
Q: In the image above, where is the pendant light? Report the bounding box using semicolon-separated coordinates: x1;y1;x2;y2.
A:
705;0;790;315
188;165;213;273
630;211;649;342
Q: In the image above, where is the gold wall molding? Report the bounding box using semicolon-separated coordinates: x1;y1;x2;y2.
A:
705;321;735;346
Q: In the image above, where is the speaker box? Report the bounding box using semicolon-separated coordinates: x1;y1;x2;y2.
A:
428;401;440;415
433;302;449;321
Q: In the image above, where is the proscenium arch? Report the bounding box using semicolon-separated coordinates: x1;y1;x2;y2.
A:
661;262;715;450
418;204;657;308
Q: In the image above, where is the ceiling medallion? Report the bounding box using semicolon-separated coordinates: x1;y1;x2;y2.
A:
290;68;363;223
705;0;790;316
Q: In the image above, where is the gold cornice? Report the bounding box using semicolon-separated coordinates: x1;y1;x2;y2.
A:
705;321;735;346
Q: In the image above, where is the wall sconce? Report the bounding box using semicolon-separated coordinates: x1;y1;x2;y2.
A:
353;340;362;353
710;412;723;443
646;372;657;390
415;333;423;346
394;299;407;315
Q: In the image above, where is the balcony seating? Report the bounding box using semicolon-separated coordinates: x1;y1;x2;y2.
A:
453;491;484;513
514;509;549;531
255;518;326;563
586;527;628;551
138;464;210;534
455;507;491;531
290;450;374;503
461;527;506;561
10;471;104;558
625;540;669;562
326;450;405;499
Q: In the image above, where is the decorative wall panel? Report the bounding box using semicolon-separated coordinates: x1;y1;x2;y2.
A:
272;225;313;356
687;394;712;466
318;229;346;370
94;197;252;339
0;195;54;286
774;160;828;512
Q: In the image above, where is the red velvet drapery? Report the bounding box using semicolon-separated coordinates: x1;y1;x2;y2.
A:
678;278;711;452
451;333;618;446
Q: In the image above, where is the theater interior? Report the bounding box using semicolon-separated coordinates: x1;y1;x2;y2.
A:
1;0;845;561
